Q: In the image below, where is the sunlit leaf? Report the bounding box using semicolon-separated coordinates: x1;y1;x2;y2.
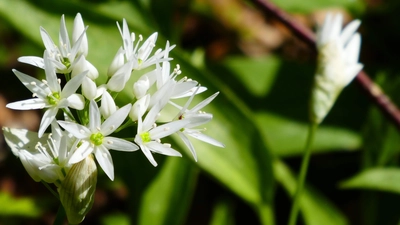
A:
256;112;361;157
222;55;280;97
340;168;400;194
138;157;198;225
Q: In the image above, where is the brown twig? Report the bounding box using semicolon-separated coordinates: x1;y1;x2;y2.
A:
249;0;400;130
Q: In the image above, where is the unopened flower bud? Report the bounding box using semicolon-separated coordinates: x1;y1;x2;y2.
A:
58;154;97;225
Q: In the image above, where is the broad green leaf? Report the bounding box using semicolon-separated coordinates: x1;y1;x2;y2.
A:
340;168;400;194
222;55;280;97
256;112;361;157
0;191;42;217
209;198;235;225
274;160;348;225
138;157;198;225
269;0;365;14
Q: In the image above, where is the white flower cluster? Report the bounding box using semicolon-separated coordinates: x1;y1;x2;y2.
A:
310;13;363;124
3;13;223;223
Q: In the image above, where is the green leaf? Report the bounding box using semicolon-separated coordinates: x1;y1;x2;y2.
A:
256;112;361;157
0;191;42;217
222;55;281;97
138;157;198;225
209;198;235;225
340;168;400;194
274;160;348;225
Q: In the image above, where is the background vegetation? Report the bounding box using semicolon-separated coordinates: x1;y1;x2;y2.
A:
1;0;400;224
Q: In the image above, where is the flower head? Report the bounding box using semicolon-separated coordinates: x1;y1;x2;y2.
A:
58;100;138;180
7;51;85;137
311;13;363;124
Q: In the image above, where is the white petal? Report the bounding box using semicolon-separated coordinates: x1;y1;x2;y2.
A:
39;108;58;138
344;33;361;64
2;127;41;157
147;141;182;157
61;71;86;98
69;141;92;164
103;137;139;151
89;100;101;131
137;32;158;62
150;120;190;139
6;98;47;110
101;104;132;136
190;92;219;113
186;129;225;147
12;69;49;99
58;121;91;139
100;91;117;119
86;60;99;80
177;132;197;161
140;145;158;166
71;54;87;78
40;27;57;53
185;114;213;128
18;56;45;69
67;94;85;110
94;145;114;180
82;77;97;100
43;51;61;93
72;13;88;56
340;19;361;46
129;94;150;121
107;47;125;77
58;15;71;57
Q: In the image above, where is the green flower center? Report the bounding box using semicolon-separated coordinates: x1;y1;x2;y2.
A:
140;132;151;143
90;132;104;146
63;57;71;69
47;92;60;105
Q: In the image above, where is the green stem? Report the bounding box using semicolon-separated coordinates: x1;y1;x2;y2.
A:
287;123;318;225
114;119;135;133
62;108;76;122
53;205;66;225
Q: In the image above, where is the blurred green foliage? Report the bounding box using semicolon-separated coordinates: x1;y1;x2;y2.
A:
2;0;400;225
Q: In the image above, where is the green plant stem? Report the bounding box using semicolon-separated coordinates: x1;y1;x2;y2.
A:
287;122;318;225
53;205;66;225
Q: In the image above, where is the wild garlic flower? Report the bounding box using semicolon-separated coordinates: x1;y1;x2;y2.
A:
18;13;92;75
3;123;73;185
117;19;175;70
7;51;86;137
172;91;225;161
58;100;139;180
134;102;189;166
311;13;363;124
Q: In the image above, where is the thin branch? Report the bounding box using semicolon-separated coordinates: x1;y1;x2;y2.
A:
249;0;400;130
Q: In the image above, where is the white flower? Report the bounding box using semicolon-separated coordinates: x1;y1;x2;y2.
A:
106;60;134;92
129;94;150;121
7;51;85;137
18;13;89;74
172;91;224;161
58;100;138;180
311;13;363;124
100;90;117;119
134;102;189;166
117;19;174;70
2;123;73;185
